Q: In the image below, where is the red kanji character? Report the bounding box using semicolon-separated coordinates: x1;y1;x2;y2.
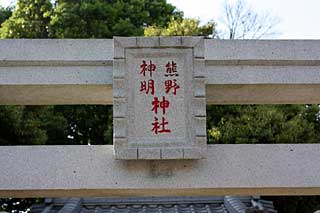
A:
151;117;171;134
140;60;156;77
165;79;180;95
165;61;178;77
140;79;155;95
151;96;170;115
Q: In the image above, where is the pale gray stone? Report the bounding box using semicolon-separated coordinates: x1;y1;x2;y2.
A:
113;79;126;98
125;48;196;154
181;37;200;47
0;39;113;62
182;37;204;58
195;117;206;136
194;77;206;97
196;136;207;146
183;147;205;159
137;37;160;47
113;37;207;160
113;39;125;59
113;37;137;59
138;148;161;159
205;39;320;61
159;36;182;47
113;59;125;79
161;148;184;159
113;98;127;118
114;148;138;160
3;39;320;105
113;118;127;138
2;144;320;196
194;59;206;77
113;138;128;149
194;97;206;117
114;37;137;48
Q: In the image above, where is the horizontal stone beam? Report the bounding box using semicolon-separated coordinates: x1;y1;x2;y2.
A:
0;144;320;197
0;39;320;105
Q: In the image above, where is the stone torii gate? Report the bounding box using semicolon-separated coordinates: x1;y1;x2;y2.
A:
0;37;320;197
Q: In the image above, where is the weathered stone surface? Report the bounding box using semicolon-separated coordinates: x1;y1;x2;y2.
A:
161;148;184;159
138;148;161;160
113;59;125;79
194;78;206;97
113;118;127;138
113;79;126;98
1;39;320;105
113;37;207;160
137;37;159;47
160;36;182;47
194;97;206;117
114;147;138;160
183;147;206;159
113;98;127;118
2;144;320;197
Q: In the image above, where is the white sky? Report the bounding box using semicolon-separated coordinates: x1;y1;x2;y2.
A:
167;0;320;39
1;0;320;39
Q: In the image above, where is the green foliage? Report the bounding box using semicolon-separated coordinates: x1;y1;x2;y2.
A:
0;106;68;146
1;0;320;212
49;0;182;38
266;196;320;213
207;105;319;144
0;198;43;212
0;6;12;26
144;18;217;37
0;106;46;145
0;0;52;38
54;105;113;145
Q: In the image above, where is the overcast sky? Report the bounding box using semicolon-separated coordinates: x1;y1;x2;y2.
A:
167;0;320;39
1;0;319;39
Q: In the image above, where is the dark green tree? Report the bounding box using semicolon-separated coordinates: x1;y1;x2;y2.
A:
0;0;52;38
0;6;12;26
2;0;320;212
0;105;68;146
207;105;319;144
49;0;183;38
0;0;182;147
48;0;183;145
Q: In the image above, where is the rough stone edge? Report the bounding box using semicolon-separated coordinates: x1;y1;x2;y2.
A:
194;59;206;78
194;97;206;117
183;147;207;159
159;36;183;47
138;148;161;160
194;77;206;97
114;147;138;160
191;37;207;159
113;59;125;79
182;37;205;58
137;37;160;47
113;37;137;59
113;98;127;118
113;38;132;159
161;148;184;159
113;37;207;160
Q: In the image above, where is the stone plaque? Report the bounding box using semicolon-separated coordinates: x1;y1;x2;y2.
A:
113;37;206;160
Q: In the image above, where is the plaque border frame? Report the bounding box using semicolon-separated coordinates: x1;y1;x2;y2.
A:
113;37;206;160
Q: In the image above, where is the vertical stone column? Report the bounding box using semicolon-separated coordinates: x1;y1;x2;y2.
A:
113;37;206;160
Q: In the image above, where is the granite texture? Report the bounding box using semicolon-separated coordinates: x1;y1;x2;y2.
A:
1;39;320;105
113;37;207;160
1;144;320;197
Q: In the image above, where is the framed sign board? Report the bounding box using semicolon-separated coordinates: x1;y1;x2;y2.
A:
113;37;206;160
